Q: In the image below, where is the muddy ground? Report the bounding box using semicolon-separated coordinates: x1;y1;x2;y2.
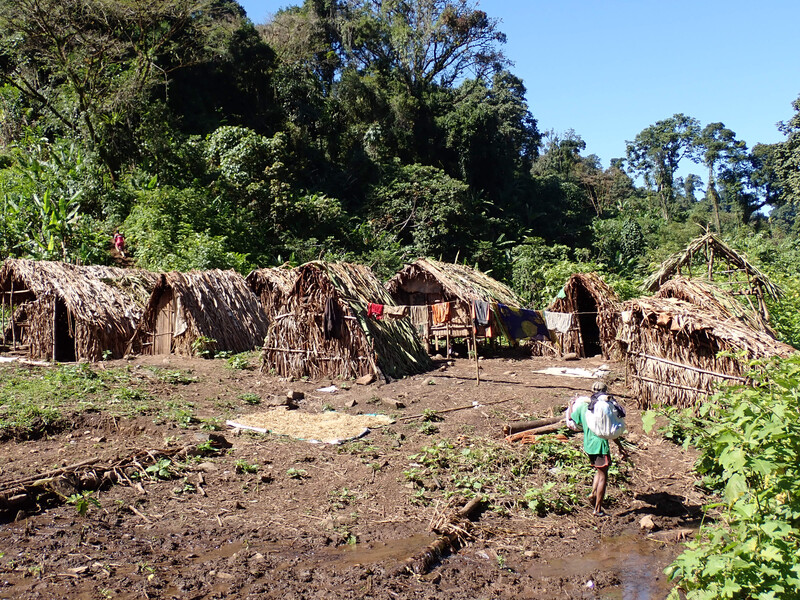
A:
0;351;707;599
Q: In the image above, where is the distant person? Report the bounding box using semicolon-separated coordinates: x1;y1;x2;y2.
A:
113;230;126;257
569;381;628;516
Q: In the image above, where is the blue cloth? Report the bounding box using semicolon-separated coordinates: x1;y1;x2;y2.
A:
496;304;551;342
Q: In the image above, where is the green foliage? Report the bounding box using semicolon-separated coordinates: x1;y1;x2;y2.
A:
0;363;157;436
191;336;217;359
524;481;579;516
235;460;259;474
239;393;261;406
405;437;603;513
511;237;600;306
368;162;480;260
286;467;308;479
664;355;800;599
0;135;109;262
66;491;101;517
225;352;253;371
145;459;174;481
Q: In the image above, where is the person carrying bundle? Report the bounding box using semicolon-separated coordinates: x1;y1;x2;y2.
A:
566;380;628;517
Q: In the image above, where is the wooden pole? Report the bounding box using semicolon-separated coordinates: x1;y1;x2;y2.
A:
52;298;57;362
472;324;480;385
10;279;16;350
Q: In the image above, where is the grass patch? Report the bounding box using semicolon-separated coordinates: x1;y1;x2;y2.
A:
0;364;198;438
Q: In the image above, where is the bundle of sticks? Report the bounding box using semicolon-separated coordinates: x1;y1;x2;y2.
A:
503;416;568;443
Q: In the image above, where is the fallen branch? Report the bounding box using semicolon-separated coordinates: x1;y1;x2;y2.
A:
395;495;484;576
399;398;509;421
0;441;221;522
504;421;566;443
0;458;100;493
503;416;563;436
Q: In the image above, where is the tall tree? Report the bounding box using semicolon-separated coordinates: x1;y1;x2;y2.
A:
695;122;747;232
0;0;245;177
625;113;700;221
774;95;800;206
339;0;508;95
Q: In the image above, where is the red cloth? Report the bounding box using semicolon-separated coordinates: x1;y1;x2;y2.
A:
367;303;384;319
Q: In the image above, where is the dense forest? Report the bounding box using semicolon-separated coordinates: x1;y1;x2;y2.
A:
1;0;799;344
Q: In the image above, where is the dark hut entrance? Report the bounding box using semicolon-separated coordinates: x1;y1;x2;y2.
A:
575;285;601;357
53;297;76;362
153;291;175;355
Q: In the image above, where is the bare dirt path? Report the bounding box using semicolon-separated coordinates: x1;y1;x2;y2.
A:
0;353;705;599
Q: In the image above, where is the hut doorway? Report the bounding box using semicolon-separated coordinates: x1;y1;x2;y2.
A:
153;291;175;355
575;285;601;357
53;297;76;362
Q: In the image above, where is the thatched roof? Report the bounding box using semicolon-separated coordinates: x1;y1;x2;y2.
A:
385;258;523;306
616;296;795;409
0;259;157;360
643;232;782;300
246;266;299;315
549;273;619;312
130;270;270;356
655;277;774;335
262;261;431;380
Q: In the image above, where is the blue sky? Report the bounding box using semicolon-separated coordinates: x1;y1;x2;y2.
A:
240;1;799;174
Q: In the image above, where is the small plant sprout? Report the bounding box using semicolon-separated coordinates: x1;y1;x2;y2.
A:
239;393;262;405
235;460;259;474
286;467;308;479
67;491;101;517
145;458;174;480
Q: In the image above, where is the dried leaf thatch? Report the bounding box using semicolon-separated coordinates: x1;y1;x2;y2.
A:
532;273;621;360
129;270;270;356
385;258;523;343
655;277;775;336
246;265;299;316
643;232;782;302
615;296;795;409
0;259;157;361
386;258;523;306
261;261;432;381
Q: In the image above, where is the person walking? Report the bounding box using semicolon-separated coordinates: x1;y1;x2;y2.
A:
570;381;627;516
113;230;126;258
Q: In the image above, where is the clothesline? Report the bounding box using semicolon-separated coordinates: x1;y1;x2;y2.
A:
362;300;565;343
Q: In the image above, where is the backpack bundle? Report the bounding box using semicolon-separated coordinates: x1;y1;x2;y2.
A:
585;392;626;440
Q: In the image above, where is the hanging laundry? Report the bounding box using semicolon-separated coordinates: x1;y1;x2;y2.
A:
382;305;409;319
323;297;342;339
543;310;573;334
431;301;452;325
409;305;430;338
367;303;384;319
472;300;490;327
496;303;551;341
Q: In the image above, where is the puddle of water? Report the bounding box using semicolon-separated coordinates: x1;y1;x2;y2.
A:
526;535;677;600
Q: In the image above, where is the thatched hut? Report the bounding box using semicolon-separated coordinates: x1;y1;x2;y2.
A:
615;296;795;409
643;232;782;321
129;270;270;356
0;259;156;361
246;266;299;316
655;277;775;335
262;261;432;381
540;273;620;359
385;258;524;349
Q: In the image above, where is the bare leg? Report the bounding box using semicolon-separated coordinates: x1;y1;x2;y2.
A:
594;466;608;514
